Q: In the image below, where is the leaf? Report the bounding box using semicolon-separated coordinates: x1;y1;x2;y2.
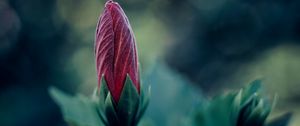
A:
241;80;261;105
244;99;268;126
232;90;243;123
49;87;104;126
207;94;236;126
193;106;207;126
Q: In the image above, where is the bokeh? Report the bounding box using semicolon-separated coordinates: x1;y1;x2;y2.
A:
0;0;299;126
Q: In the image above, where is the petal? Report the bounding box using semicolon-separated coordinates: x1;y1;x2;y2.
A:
109;2;140;102
95;5;115;93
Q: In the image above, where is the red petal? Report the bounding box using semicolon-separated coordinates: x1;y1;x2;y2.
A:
110;2;139;101
95;4;115;95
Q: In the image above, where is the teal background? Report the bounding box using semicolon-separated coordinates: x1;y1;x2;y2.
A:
0;0;300;126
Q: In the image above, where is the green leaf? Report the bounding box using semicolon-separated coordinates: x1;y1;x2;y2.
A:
244;99;267;126
232;90;243;123
117;74;140;126
49;87;104;126
193;106;207;126
237;94;257;126
207;94;236;126
241;80;261;104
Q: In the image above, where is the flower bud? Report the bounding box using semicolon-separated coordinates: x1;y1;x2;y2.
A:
95;0;139;102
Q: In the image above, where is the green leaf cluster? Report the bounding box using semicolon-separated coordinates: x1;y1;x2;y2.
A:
192;80;291;126
49;75;149;126
49;77;291;126
97;75;150;126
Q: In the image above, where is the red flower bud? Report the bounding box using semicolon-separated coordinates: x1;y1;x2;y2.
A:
95;0;140;102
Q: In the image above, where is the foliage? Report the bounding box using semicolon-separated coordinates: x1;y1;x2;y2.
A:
49;75;150;126
50;78;292;126
192;80;291;126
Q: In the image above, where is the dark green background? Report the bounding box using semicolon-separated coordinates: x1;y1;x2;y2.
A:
0;0;300;126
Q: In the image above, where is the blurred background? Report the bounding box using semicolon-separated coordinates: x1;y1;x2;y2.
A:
0;0;300;126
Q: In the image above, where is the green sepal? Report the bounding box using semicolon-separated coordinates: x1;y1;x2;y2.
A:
135;63;150;125
100;74;109;104
96;74;150;126
105;93;120;126
116;74;140;126
96;75;110;125
134;82;150;125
